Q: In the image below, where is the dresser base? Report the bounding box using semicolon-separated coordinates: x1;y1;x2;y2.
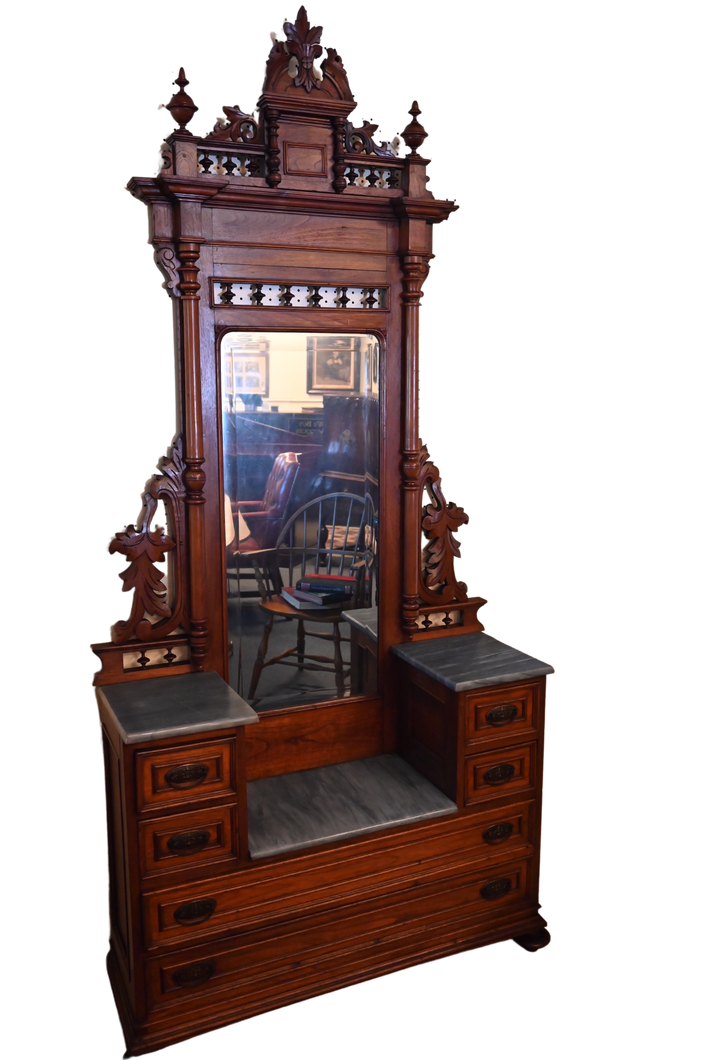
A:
109;910;550;1057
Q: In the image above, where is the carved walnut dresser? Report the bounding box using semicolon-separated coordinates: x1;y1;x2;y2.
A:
93;8;554;1055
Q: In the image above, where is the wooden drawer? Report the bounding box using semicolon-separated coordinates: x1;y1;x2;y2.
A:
143;801;535;948
146;857;531;1011
139;805;238;877
136;739;236;813
464;682;538;748
464;742;536;806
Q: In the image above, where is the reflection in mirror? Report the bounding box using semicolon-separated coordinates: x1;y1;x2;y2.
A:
222;332;380;712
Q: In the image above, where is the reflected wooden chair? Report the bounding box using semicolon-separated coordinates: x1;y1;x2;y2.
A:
226;451;299;600
248;492;377;701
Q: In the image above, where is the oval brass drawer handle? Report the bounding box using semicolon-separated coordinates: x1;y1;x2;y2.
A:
482;822;514;844
480;878;512;900
173;898;217;925
172;959;216;988
164;763;210;789
485;703;519;726
483;763;516;784
166;829;211;855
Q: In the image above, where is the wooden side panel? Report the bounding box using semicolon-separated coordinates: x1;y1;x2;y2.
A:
103;731;130;961
397;671;458;800
244;698;385;781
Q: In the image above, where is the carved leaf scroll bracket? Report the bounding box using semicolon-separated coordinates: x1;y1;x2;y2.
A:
417;444;470;606
109;436;187;645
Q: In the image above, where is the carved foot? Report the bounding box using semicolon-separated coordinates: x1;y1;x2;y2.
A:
513;927;551;952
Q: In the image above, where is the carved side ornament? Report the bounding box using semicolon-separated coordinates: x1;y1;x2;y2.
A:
109;437;187;644
417;445;470;605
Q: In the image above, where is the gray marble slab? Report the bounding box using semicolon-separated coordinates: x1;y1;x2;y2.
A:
342;607;378;641
391;632;554;692
247;753;456;859
97;671;258;744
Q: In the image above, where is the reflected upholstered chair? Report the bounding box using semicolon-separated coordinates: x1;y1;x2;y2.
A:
226;451;299;600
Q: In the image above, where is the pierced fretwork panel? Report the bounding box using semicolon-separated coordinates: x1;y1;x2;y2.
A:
213;281;388;310
122;642;191;672
415;610;463;630
197;151;265;178
344;166;401;189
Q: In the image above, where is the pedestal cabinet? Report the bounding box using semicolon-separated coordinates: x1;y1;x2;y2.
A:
92;8;554;1055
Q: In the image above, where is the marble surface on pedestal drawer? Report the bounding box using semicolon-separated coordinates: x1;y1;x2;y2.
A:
97;671;258;744
391;632;554;691
247;753;457;859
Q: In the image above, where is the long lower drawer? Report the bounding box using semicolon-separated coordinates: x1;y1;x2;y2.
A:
143;800;535;949
146;856;531;1013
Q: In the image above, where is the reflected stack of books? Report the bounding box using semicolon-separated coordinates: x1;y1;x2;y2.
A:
281;574;356;610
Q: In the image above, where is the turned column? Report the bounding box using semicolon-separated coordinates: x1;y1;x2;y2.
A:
400;254;429;635
176;238;209;670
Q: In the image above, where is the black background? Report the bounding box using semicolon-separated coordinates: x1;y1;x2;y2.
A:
68;6;585;1051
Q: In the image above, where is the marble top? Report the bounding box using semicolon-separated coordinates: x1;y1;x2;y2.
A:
342;607;378;640
97;671;258;744
248;753;457;859
391;632;554;692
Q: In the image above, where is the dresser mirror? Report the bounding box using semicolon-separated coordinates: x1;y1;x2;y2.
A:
92;10;553;1053
221;329;380;710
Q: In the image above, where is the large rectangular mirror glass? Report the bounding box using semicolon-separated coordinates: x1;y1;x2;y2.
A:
221;331;380;712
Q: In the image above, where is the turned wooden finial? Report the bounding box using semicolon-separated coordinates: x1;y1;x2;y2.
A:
401;101;428;157
166;67;199;133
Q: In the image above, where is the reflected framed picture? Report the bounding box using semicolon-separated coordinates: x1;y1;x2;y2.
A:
221;335;269;411
307;336;361;394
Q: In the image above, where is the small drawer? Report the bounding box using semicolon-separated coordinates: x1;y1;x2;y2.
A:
464;742;536;806
464;682;538;748
136;739;235;812
139;805;238;876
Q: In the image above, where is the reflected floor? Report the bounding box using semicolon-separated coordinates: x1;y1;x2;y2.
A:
227;594;353;713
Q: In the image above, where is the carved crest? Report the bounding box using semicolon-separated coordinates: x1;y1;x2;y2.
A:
109;437;187;644
205;106;260;143
417;445;470;605
263;7;354;103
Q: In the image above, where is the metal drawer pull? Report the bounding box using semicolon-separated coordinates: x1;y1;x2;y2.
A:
172;960;216;988
480;878;512;900
164;763;209;789
485;703;519;726
173;898;217;925
482;822;514;844
483;763;516;784
166;829;211;854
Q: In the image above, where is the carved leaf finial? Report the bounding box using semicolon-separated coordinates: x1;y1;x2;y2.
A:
401;101;428;157
109;437;187;645
283;7;324;93
166;67;198;133
418;445;469;605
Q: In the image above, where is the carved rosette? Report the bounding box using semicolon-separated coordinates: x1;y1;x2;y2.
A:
109;437;187;644
418;446;469;605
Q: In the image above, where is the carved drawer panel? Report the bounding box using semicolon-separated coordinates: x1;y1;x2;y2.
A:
142;801;534;949
464;682;538;748
464;743;536;806
139;805;238;877
136;739;236;813
145;857;530;1011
